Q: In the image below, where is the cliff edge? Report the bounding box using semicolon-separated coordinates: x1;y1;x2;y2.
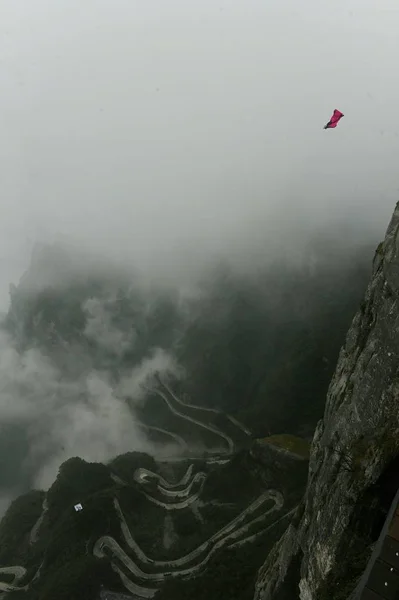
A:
254;202;399;600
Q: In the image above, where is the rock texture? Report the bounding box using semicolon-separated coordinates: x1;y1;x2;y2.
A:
254;202;399;600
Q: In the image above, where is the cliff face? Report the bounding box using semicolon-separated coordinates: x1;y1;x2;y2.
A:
254;202;399;600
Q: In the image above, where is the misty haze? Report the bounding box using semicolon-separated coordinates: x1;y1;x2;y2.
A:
0;1;399;599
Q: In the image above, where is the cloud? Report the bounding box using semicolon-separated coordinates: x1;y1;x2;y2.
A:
0;492;16;519
31;371;151;489
0;0;398;308
118;348;184;404
0;327;181;501
83;296;133;357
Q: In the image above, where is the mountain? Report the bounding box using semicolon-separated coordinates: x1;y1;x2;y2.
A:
0;229;377;599
0;430;309;599
254;201;399;600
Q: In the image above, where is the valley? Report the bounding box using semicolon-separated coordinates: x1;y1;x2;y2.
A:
0;377;303;599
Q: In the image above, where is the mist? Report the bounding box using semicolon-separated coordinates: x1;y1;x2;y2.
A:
1;0;399;306
0;325;181;498
1;0;399;516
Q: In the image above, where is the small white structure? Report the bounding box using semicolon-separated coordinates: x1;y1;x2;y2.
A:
74;503;83;512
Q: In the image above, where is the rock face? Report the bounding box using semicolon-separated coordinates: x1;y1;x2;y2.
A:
254;202;399;600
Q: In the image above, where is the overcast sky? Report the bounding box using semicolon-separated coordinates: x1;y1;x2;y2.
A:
1;0;399;306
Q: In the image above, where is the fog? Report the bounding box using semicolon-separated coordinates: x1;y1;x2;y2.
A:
1;0;399;515
1;0;399;306
0;327;181;492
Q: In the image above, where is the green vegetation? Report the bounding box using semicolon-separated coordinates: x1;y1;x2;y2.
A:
0;490;44;565
155;514;291;600
45;489;119;572
0;470;123;599
0;444;307;599
46;457;113;526
109;451;157;481
116;485;166;558
0;454;164;598
201;453;264;511
258;434;311;459
0;572;15;583
37;555;115;600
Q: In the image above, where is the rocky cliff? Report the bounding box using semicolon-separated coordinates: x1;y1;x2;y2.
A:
254;202;399;600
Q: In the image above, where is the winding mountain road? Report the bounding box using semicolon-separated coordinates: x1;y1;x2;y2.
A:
137;422;188;453
0;381;281;600
0;567;27;593
134;464;194;488
139;478;206;510
30;497;48;545
112;490;283;570
160;379;252;437
145;384;234;454
94;489;283;584
134;465;206;501
98;384;284;596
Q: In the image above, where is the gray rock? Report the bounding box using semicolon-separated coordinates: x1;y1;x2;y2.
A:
254;201;399;600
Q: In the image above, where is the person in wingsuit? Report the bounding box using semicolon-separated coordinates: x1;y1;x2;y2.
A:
324;109;344;129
